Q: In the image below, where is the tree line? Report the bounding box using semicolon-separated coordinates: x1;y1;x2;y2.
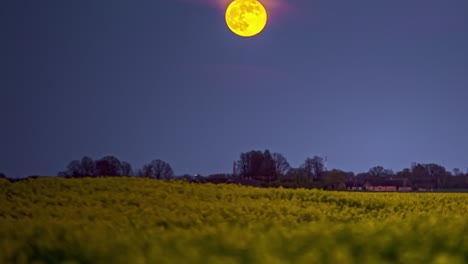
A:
235;150;468;190
56;156;174;179
1;151;467;190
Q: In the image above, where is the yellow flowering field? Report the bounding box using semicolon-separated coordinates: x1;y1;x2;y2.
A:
0;177;467;264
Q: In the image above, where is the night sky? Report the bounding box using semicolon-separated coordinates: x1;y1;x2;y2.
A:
1;0;467;178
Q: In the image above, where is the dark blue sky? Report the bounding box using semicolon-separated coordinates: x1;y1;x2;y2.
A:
1;0;467;178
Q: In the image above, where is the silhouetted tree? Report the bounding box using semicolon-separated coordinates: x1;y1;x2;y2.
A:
410;163;426;184
65;160;84;177
368;166;384;178
58;157;91;177
238;150;260;179
58;156;133;177
95;156;123;176
356;172;371;183
440;171;452;189
237;152;250;179
324;169;346;190
369;166;394;178
237;150;276;181
285;168;309;188
396;168;412;180
410;163;446;188
447;173;468;188
0;173;6;179
139;159;174;179
423;163;446;189
384;169;395;177
121;161;133;176
59;156;134;177
272;152;291;178
80;156;96;176
260;150;276;183
301;156;324;181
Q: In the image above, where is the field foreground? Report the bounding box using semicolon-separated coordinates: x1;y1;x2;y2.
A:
0;177;467;264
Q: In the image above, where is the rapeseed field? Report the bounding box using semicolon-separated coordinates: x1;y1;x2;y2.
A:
0;177;467;264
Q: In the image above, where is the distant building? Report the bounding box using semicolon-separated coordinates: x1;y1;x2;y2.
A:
345;181;363;191
363;179;412;192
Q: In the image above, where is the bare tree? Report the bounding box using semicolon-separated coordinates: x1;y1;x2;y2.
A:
411;163;429;183
121;161;133;176
81;156;96;176
424;163;446;190
139;159;174;179
368;166;385;178
65;160;83;177
260;150;276;182
301;156;324;181
396;168;412;180
272;153;291;177
237;150;266;180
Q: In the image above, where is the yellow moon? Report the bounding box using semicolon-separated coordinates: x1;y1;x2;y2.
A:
225;0;268;37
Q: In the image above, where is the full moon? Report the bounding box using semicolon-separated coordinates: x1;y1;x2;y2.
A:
225;0;268;37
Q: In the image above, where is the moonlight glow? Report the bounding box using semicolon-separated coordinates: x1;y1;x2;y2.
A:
225;0;268;37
